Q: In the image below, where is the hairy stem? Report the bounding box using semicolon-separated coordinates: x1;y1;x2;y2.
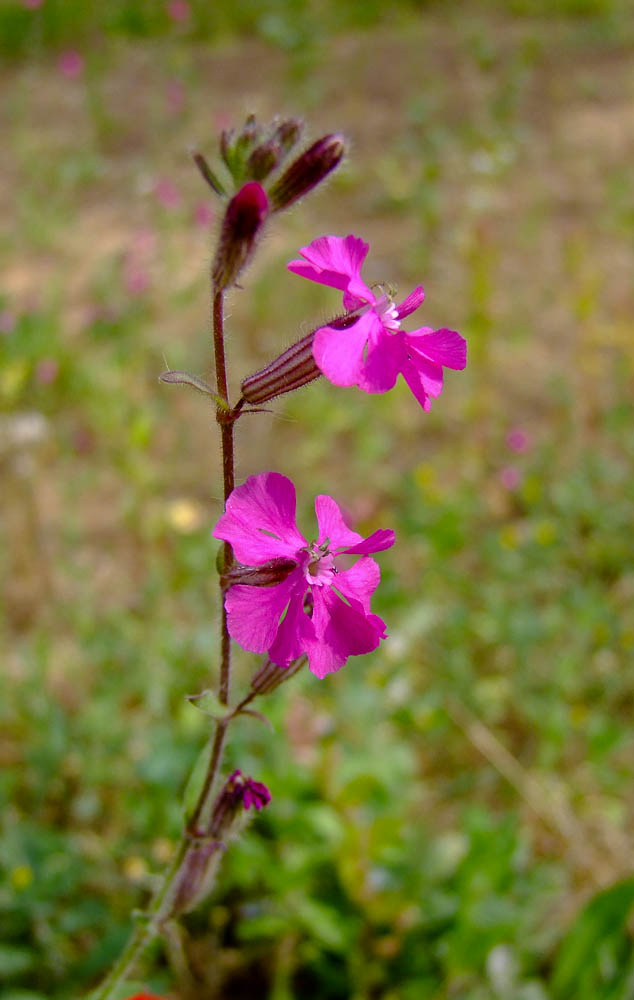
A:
90;274;240;1000
213;287;235;706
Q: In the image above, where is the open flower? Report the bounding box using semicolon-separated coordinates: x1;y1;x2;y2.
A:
287;234;466;411
213;472;394;678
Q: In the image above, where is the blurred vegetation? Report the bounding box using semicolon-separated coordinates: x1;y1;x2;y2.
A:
1;0;634;998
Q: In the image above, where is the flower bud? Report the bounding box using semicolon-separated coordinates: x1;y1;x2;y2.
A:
272;117;303;154
220;557;297;590
209;770;271;839
268;133;345;211
246;139;283;181
212;181;269;289
240;312;358;404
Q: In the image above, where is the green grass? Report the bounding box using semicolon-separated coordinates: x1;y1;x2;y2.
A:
2;2;634;997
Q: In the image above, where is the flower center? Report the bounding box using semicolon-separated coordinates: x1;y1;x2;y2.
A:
301;539;335;587
371;284;401;332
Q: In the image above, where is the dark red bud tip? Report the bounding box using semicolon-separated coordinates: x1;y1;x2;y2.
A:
212;182;269;289
269;133;345;212
225;181;269;237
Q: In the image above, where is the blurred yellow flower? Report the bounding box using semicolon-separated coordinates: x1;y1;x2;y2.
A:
166;498;204;533
123;856;148;882
10;865;33;891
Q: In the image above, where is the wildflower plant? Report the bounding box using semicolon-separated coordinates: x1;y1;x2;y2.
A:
91;114;466;998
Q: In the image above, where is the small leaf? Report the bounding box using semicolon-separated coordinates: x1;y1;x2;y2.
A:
160;370;226;404
187;689;226;718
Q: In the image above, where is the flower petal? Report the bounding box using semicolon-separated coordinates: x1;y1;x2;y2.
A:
342;529;395;557
213;472;306;564
315;494;364;550
358;326;403;394
287;234;373;303
406;327;467;370
305;588;384;677
313;312;374;387
333;556;380;612
225;573;300;653
268;587;312;667
401;355;444;410
395;284;425;319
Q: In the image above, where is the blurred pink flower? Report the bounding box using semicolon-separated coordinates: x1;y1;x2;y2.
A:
288;235;466;411
22;0;44;9
154;178;181;209
166;78;185;114
506;427;532;454
35;359;59;384
125;266;150;296
0;310;16;335
194;201;214;227
131;228;156;254
58;50;84;79
72;424;96;455
499;466;522;491
214;110;232;132
166;0;190;22
214;472;395;678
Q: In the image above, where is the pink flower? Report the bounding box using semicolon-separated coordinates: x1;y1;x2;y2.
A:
58;50;84;79
124;265;150;296
226;770;271;811
194;201;214;227
499;465;522;491
35;359;59;384
167;0;190;21
166;77;185;114
213;472;395;678
22;0;44;9
287;235;466;411
0;310;16;335
506;427;532;454
154;178;181;209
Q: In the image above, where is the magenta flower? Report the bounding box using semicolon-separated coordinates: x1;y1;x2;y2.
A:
499;465;522;491
154;178;181;209
35;359;59;384
213;472;395;678
506;427;532;454
166;0;190;22
58;50;84;79
227;770;271;811
287;235;466;411
194;201;214;227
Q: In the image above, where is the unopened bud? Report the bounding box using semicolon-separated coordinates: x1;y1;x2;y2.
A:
269;133;345;211
212;181;269;289
220;557;297;589
272;117;303;154
210;770;271;839
246;139;282;181
240;312;357;404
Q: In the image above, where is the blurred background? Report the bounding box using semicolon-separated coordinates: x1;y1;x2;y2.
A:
1;1;634;997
